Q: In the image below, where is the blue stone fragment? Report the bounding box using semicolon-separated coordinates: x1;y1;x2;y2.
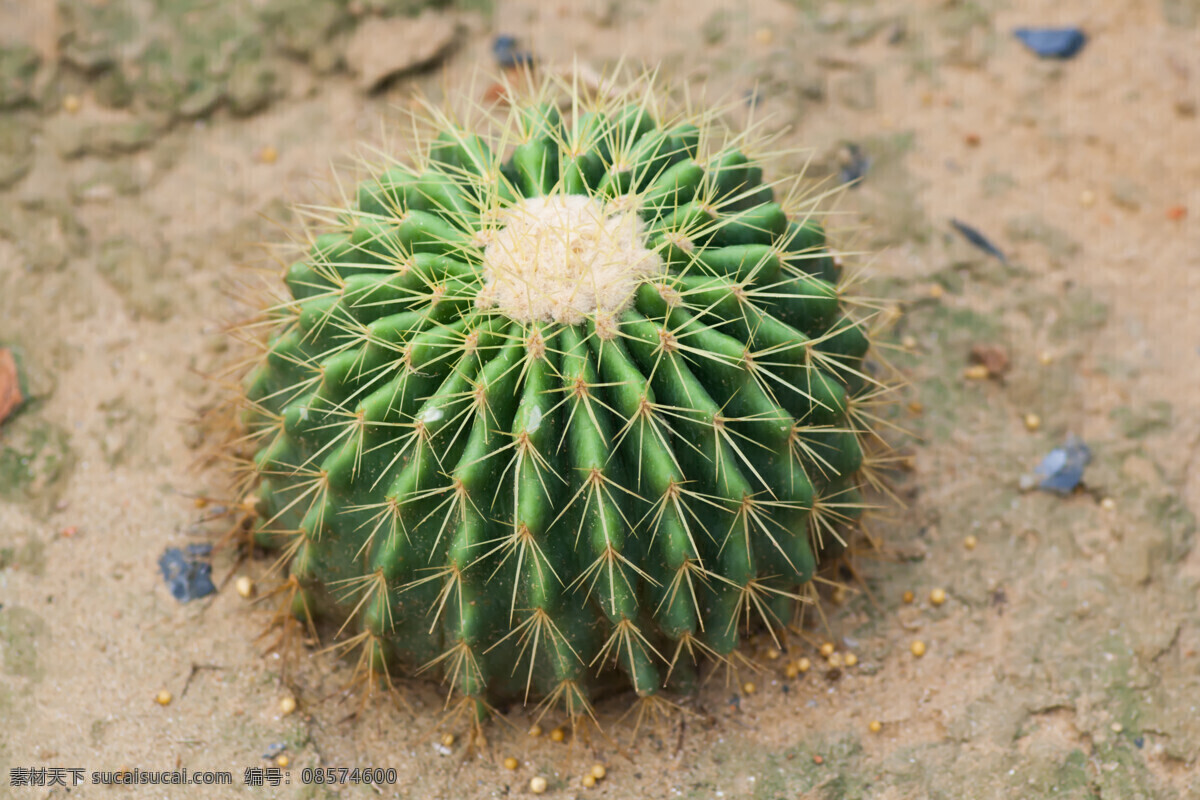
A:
838;142;870;187
158;544;216;603
1014;27;1087;59
492;35;534;69
1034;435;1091;494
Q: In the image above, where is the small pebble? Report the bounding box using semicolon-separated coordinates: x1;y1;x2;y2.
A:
280;696;297;715
441;733;456;747
155;690;172;706
530;776;548;794
964;133;981;147
869;720;882;733
929;588;947;606
550;727;566;743
235;576;256;599
910;640;927;658
63;94;81;113
964;535;978;550
843;652;858;667
819;642;835;657
902;590;915;604
591;764;606;780
1024;413;1041;432
504;757;519;770
963;365;990;380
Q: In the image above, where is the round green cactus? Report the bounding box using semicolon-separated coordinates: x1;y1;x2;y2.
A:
240;75;889;721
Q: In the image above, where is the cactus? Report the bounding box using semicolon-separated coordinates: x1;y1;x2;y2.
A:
238;74;894;722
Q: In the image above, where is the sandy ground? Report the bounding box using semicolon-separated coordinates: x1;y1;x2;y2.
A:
1;0;1198;798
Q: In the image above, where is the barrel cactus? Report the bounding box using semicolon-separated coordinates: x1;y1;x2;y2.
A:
239;74;890;723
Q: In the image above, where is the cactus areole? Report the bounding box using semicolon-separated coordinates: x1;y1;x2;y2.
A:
242;77;881;719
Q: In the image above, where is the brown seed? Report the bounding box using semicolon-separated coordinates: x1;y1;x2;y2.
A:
279;696;297;715
928;283;945;299
530;776;548;794
550;727;566;743
826;653;843;669
503;757;519;770
276;754;289;768
843;652;858;667
62;94;82;113
784;661;800;679
964;535;978;550
929;588;947;606
590;764;606;780
528;724;543;737
1023;413;1041;432
742;681;756;695
155;690;172;706
869;720;882;733
259;145;279;164
441;733;455;747
235;576;256;599
765;647;781;660
813;755;824;765
1100;497;1116;511
797;657;812;673
819;642;835;657
1166;205;1187;221
582;774;596;788
902;590;915;604
910;640;927;657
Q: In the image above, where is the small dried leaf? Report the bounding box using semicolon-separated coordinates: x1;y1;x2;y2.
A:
0;348;23;425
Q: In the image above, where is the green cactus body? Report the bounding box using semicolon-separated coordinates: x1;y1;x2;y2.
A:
242;82;878;719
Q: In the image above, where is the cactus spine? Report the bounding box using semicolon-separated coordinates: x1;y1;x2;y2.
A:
239;73;891;722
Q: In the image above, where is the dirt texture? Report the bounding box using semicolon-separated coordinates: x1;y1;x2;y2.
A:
1;1;1198;798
